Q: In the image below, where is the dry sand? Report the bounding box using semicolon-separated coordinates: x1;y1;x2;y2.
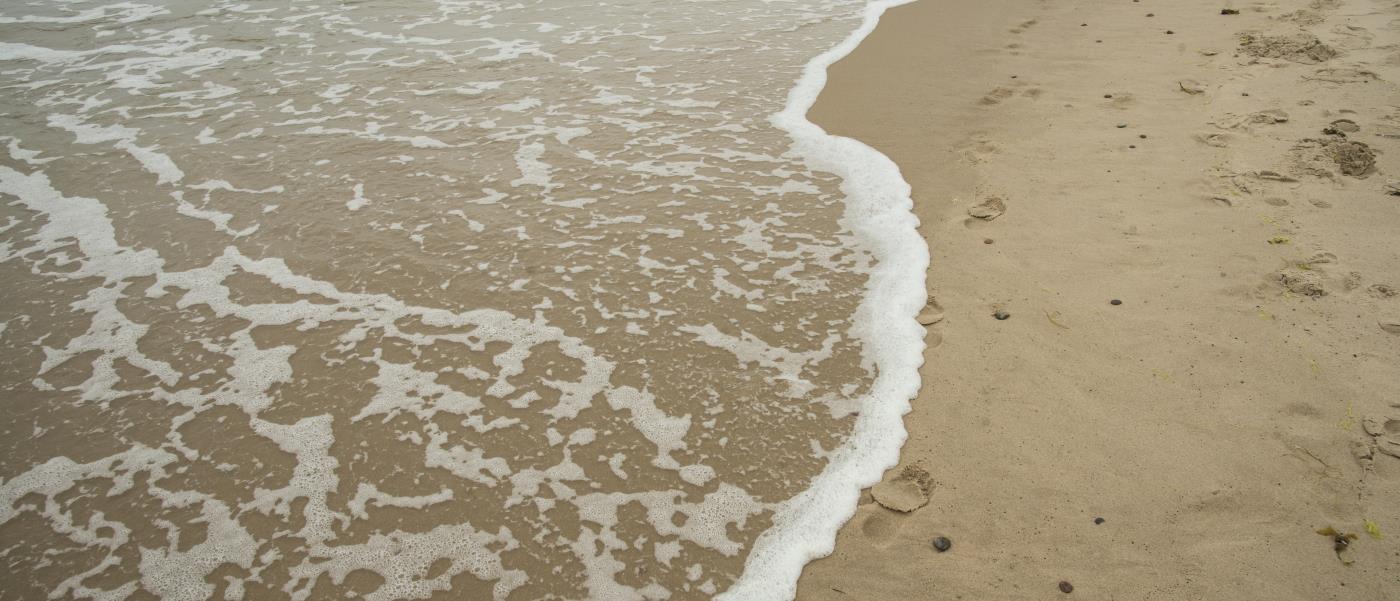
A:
800;0;1400;598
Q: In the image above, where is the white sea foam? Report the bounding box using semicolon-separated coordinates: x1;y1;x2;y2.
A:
721;1;927;599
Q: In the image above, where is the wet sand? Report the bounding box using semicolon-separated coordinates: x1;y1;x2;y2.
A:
802;0;1400;598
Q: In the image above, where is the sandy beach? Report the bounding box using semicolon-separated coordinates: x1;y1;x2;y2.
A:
801;0;1400;598
2;0;1397;598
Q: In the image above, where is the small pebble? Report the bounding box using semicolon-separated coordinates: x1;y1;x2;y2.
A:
983;238;994;244
1128;145;1136;149
1094;516;1106;524
1116;123;1127;128
1104;94;1113;98
1096;39;1103;43
1221;8;1240;15
1146;12;1154;17
1139;134;1147;139
994;310;1010;321
1059;581;1075;594
1241;92;1250;97
1110;299;1122;306
932;536;952;552
1081;23;1087;26
1166;30;1174;34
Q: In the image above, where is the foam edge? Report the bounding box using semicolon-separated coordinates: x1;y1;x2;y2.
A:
718;1;928;599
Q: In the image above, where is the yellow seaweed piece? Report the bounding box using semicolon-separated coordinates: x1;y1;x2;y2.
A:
1364;520;1382;540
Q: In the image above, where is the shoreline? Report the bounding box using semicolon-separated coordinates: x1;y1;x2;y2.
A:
800;0;1399;598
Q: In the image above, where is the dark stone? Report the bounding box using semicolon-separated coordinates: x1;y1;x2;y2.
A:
994;310;1011;321
1059;581;1075;594
1110;299;1122;306
983;238;994;244
1094;517;1106;524
1221;8;1240;15
932;537;952;552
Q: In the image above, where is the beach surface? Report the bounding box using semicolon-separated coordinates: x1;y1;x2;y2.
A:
801;0;1400;598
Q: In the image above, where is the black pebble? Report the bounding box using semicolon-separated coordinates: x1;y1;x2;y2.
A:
1221;8;1240;15
1104;94;1113;98
1129;145;1136;149
932;537;952;552
1146;12;1154;17
1166;30;1175;34
1094;517;1106;524
994;310;1010;321
983;238;994;244
1139;134;1147;139
1110;299;1122;306
1059;581;1075;594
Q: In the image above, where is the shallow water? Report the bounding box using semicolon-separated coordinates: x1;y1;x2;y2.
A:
0;1;908;599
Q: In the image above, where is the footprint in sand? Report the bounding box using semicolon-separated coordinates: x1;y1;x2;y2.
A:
1305;251;1338;266
871;465;935;513
1280;8;1329;26
1249;109;1290;124
955;135;999;164
965;196;1006;224
918;297;944;347
1238;32;1338;64
1329;24;1373;50
1212;170;1297;198
1303;67;1382;84
857;509;914;548
1179;79;1208;95
1361;409;1400;459
1196;132;1233;147
1288;138;1377;179
918;296;944;326
1323;119;1359;136
980;87;1016;105
1106;93;1135;109
1209;109;1289;131
1367;283;1397;299
1277;268;1327;297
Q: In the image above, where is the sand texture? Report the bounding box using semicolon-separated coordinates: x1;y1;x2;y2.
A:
801;0;1400;598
